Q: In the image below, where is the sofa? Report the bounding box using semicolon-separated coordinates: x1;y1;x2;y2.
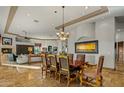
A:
16;54;42;64
16;54;28;64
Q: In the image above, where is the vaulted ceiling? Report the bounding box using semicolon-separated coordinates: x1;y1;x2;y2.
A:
0;6;124;39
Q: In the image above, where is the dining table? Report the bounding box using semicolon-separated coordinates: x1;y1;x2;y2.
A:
69;60;86;74
70;60;84;67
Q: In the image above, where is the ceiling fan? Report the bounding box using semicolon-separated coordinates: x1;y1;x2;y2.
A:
22;30;30;40
15;30;31;42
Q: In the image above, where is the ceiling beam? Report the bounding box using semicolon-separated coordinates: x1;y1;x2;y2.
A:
4;6;18;33
7;32;58;40
55;6;108;30
27;37;59;40
4;6;58;40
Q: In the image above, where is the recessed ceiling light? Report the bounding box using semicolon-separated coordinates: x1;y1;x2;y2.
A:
84;6;89;10
33;19;39;23
27;13;30;16
54;11;57;13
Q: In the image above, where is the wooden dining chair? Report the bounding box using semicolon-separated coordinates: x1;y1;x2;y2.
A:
76;54;85;62
67;54;73;64
47;54;58;79
75;54;86;66
79;56;104;87
41;53;50;78
58;55;77;86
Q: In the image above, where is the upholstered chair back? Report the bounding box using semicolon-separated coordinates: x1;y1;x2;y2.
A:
67;54;73;64
41;53;47;66
47;54;57;68
76;54;85;62
59;55;69;71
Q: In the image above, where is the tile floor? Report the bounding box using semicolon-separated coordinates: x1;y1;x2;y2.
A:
0;65;124;87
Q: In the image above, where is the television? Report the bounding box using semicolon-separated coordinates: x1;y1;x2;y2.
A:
75;40;98;53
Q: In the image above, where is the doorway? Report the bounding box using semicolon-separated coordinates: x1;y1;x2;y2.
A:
116;42;124;63
115;16;124;71
115;41;124;71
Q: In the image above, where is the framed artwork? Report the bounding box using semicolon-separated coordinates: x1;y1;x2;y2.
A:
2;37;12;45
75;40;98;54
48;45;52;52
35;43;42;47
53;46;58;54
42;47;47;53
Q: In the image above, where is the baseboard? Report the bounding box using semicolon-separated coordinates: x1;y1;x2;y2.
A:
103;67;115;71
1;63;41;69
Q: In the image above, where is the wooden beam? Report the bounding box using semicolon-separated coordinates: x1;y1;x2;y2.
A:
4;6;18;33
55;6;108;30
28;37;59;40
8;32;58;40
4;6;108;41
7;32;21;36
4;6;58;40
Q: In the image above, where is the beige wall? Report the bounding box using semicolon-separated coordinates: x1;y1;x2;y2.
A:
67;17;116;69
95;17;115;69
67;22;96;64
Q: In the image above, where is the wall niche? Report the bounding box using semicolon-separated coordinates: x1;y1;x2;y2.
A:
2;48;12;54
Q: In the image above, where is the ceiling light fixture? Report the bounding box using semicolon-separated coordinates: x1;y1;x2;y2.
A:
33;19;39;23
54;11;57;13
56;6;69;41
27;13;30;16
85;6;89;10
22;30;30;39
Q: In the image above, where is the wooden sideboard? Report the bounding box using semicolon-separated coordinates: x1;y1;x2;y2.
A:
28;54;42;64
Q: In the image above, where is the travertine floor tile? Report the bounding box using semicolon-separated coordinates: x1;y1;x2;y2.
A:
0;65;124;87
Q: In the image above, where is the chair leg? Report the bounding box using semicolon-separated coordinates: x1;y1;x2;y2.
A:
79;72;83;86
45;70;47;77
79;69;86;86
67;77;70;87
50;71;52;77
59;73;61;83
41;67;43;78
96;76;103;87
100;76;103;86
45;67;48;77
55;71;57;79
79;74;87;86
76;71;79;78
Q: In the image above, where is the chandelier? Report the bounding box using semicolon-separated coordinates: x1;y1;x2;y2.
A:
56;6;69;41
